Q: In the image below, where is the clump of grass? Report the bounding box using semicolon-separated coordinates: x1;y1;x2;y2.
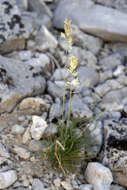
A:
44;18;95;175
45;117;95;175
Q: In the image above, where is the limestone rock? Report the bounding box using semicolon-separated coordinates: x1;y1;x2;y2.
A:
99;53;123;71
17;97;50;115
12;145;30;160
101;88;127;111
22;127;31;144
0;170;17;189
78;66;100;88
0;0;32;53
11;124;25;135
35;25;58;52
61;181;73;190
94;0;127;14
85;162;113;190
71;25;103;55
0;56;46;113
111;184;126;190
53;0;127;42
80;184;93;190
47;81;65;98
28;0;52;27
29;140;43;152
0;143;10;158
69;95;93;118
103;119;127;187
30;116;48;140
32;178;45;190
16;0;28;10
49;102;62;122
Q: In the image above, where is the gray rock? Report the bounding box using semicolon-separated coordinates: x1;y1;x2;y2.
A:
44;123;57;137
32;178;45;190
95;83;111;97
85;162;113;190
95;79;122;97
118;75;127;86
53;1;127;42
61;181;73;190
11;124;25;135
52;68;71;81
69;95;93;118
103;119;127;187
29;140;43;152
71;25;103;54
0;0;32;53
17;97;50;115
12;188;30;190
16;0;28;10
99;70;112;83
101;88;127;111
0;55;46;113
105;42;127;56
110;111;121;121
0;170;17;189
88;120;103;156
78;66;99;88
79;184;93;190
111;184;126;190
94;0;127;14
35;25;58;52
24;53;52;79
67;47;98;68
99;54;123;71
19;51;32;61
59;24;103;55
22;127;31;144
47;81;65;98
0;143;10;158
49;102;62;121
12;145;30;160
28;0;52;27
113;65;124;77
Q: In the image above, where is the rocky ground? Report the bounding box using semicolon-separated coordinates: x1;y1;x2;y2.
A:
0;0;127;189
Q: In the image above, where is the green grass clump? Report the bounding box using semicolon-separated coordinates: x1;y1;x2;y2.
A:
45;117;94;175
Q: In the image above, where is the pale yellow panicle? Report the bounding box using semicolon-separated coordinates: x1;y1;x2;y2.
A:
61;32;66;38
64;18;72;37
68;56;78;77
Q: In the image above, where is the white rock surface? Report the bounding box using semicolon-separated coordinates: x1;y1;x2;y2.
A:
0;143;10;158
18;97;50;114
30;116;48;140
22;127;31;144
0;170;17;189
35;25;58;51
53;0;127;42
80;184;93;190
11;124;25;135
85;162;113;190
12;145;30;160
61;181;73;190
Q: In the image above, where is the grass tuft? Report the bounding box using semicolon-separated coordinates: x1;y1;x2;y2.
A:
45;117;95;175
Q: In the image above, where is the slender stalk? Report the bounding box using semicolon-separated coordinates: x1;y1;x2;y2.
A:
62;50;68;121
62;48;70;121
67;85;72;121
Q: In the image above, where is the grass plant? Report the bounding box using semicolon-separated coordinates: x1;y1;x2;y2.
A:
45;18;94;175
46;118;95;175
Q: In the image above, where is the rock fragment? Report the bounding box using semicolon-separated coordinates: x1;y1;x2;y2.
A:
0;170;17;189
30;116;48;140
85;162;113;190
